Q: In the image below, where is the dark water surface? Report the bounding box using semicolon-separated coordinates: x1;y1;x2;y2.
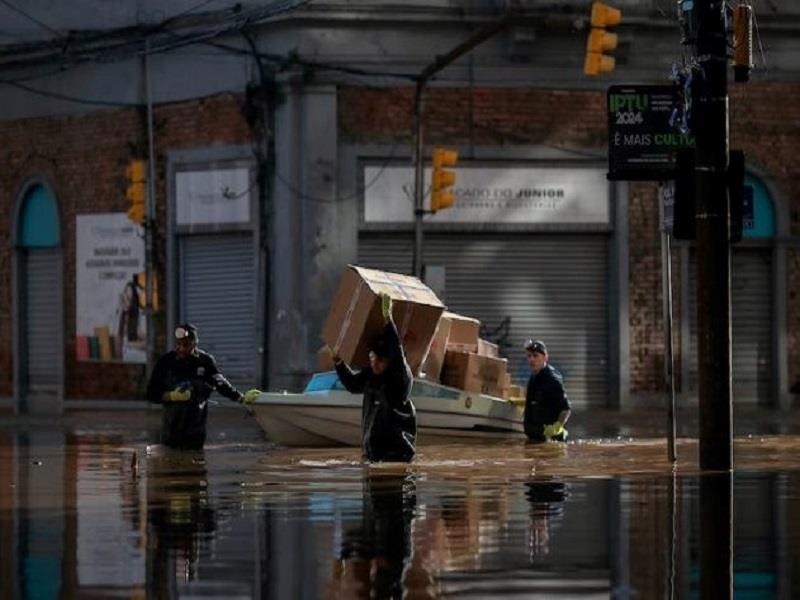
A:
2;407;800;599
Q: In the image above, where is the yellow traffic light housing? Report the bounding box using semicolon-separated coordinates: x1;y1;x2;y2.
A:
584;2;621;76
431;147;458;212
126;159;146;225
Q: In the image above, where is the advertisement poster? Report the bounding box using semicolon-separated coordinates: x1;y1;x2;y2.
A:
75;213;146;363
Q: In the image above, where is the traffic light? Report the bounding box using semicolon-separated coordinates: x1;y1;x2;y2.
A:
584;2;622;76
431;147;458;212
126;159;146;225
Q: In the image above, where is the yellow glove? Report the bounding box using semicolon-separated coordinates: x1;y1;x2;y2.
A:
240;388;261;405
542;422;564;439
168;387;192;402
380;293;393;323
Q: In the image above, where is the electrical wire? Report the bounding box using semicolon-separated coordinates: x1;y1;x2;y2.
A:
273;138;407;205
3;79;141;107
751;4;768;71
162;0;225;26
0;0;62;39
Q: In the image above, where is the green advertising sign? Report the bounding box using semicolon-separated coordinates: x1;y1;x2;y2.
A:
607;85;694;181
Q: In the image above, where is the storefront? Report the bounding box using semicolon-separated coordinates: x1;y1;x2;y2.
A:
11;180;64;414
682;173;788;405
167;148;266;391
357;158;620;407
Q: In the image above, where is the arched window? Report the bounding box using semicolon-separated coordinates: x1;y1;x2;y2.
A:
18;184;60;247
743;174;776;239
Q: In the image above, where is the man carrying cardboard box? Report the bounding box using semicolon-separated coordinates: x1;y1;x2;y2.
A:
523;339;571;443
328;293;417;462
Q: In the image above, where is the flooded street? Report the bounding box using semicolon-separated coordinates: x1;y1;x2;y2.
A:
2;406;800;598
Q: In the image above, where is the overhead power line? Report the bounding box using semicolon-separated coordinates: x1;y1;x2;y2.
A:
0;0;62;39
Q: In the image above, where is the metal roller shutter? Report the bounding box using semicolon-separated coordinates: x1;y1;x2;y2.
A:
688;248;773;403
24;249;62;390
179;233;257;391
359;233;610;407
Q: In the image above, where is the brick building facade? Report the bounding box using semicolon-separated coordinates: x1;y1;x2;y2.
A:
1;0;798;408
0;94;254;400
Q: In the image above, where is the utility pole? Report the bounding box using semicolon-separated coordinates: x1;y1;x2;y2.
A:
694;0;732;471
411;13;518;277
144;38;157;377
693;1;733;598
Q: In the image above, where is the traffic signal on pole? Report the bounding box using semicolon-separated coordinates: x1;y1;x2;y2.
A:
126;159;146;225
431;147;458;212
584;2;622;76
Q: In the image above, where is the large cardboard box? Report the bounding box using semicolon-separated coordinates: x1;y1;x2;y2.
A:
443;311;481;353
506;384;525;400
441;350;508;397
477;338;499;358
421;316;452;381
322;265;445;372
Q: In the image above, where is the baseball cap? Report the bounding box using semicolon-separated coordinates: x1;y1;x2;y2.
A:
370;336;389;359
524;339;547;354
174;323;198;340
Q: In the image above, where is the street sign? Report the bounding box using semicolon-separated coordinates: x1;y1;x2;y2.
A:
607;85;695;181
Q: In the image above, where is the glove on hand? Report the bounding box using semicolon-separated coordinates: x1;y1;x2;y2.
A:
240;388;261;405
168;387;192;402
542;422;564;439
324;344;342;365
380;293;393;323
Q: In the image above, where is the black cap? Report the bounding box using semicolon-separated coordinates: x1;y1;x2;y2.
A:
369;335;391;359
524;339;547;354
175;323;198;340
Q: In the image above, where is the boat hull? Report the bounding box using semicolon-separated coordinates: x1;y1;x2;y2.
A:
251;388;525;447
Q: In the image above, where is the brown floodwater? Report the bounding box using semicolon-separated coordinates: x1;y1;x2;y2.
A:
1;405;800;599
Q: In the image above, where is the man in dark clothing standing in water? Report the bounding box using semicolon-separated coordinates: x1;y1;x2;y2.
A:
523;339;571;442
330;293;417;462
147;323;261;449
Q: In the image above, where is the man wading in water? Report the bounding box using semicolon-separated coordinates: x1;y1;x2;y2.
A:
328;293;417;462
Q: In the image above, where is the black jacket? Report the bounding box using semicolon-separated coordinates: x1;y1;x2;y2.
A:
335;321;417;462
524;363;570;440
147;349;243;449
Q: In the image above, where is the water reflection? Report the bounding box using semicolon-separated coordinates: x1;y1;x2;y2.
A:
525;477;569;560
328;470;416;599
146;450;216;598
2;414;800;599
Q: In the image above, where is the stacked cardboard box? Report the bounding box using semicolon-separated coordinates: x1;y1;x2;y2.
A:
322;265;445;373
430;311;513;399
441;350;509;397
321;267;517;400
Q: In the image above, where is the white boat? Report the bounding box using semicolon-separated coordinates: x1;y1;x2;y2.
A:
250;371;525;447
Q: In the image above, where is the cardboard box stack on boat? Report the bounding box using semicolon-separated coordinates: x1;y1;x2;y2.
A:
425;310;513;399
322;265;445;373
441;350;509;398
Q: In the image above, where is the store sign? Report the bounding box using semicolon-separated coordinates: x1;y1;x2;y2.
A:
176;167;251;226
75;213;146;363
607;85;694;181
363;166;609;224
